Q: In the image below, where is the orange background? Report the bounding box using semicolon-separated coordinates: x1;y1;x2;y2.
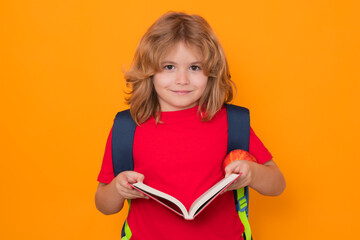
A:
1;1;359;239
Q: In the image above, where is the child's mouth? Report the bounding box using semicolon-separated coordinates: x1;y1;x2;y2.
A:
171;90;192;95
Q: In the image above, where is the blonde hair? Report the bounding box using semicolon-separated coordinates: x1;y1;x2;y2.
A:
124;11;235;125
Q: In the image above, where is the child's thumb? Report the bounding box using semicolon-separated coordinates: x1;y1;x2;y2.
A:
224;165;233;178
127;172;145;183
134;172;145;183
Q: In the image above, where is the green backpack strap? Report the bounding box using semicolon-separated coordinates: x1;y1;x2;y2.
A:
236;187;251;239
226;104;252;240
121;200;133;240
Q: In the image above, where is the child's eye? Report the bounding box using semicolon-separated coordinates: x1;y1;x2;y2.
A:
163;65;175;70
190;65;201;71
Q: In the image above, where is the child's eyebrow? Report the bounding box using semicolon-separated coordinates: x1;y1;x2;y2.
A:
160;61;176;65
160;61;202;65
190;61;202;65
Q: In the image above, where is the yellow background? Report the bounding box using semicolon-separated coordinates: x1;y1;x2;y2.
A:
1;0;359;239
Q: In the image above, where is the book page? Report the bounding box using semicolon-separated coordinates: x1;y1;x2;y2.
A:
189;173;240;218
131;173;240;220
131;182;189;218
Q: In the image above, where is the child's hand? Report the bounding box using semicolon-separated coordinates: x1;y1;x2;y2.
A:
224;160;255;192
115;171;149;200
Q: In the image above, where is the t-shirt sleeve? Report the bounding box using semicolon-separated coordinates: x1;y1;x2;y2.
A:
97;126;115;184
249;127;273;164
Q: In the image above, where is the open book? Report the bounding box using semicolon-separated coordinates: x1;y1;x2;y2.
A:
130;173;240;220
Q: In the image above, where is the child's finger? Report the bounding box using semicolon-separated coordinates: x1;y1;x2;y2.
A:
224;179;247;193
225;161;240;177
117;179;133;190
126;172;145;184
224;165;232;178
124;191;146;199
118;185;148;199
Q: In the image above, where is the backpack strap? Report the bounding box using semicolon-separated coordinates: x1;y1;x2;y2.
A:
226;104;250;152
112;110;136;239
112;110;136;176
225;104;252;240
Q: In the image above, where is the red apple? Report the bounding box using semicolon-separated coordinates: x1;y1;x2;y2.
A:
223;149;257;170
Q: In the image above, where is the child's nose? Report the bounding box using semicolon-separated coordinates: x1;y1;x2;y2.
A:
175;70;190;85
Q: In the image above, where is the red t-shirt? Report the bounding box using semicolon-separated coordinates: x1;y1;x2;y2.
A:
97;106;272;240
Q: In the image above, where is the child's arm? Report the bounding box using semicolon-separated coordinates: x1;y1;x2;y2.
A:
224;160;286;196
95;171;148;215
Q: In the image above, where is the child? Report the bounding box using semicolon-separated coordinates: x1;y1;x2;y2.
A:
95;11;285;240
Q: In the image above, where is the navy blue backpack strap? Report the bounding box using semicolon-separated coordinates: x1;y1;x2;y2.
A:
111;109;136;176
226;104;250;152
225;104;252;240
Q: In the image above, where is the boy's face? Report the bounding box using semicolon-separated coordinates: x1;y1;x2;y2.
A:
153;41;208;112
